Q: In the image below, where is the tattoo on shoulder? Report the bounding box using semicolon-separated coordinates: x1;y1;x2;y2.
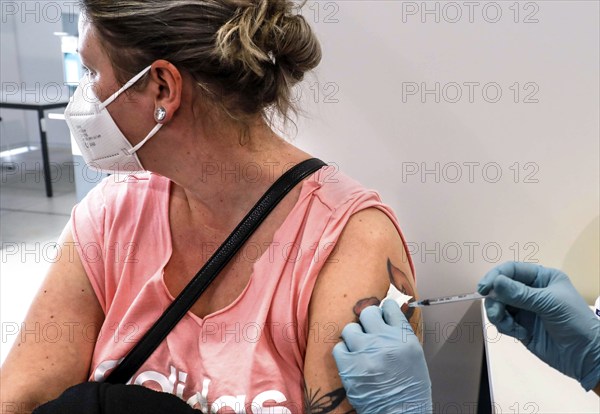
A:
352;297;380;317
387;258;423;338
348;259;422;337
303;381;356;414
386;258;417;318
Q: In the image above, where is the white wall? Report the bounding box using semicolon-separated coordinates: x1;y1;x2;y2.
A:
294;1;599;410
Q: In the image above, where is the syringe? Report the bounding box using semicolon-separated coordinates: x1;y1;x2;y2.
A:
408;291;492;308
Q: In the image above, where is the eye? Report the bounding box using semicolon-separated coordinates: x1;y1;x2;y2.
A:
82;66;96;80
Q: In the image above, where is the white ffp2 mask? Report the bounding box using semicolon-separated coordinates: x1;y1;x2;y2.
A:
64;65;163;174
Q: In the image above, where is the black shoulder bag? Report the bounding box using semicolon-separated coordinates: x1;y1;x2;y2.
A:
33;158;326;414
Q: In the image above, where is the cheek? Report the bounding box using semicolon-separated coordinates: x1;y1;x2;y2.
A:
108;94;155;141
92;75;118;102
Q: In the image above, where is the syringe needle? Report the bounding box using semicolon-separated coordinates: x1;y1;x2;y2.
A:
408;292;488;308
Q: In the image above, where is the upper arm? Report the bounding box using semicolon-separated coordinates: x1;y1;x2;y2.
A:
0;220;104;410
303;207;421;413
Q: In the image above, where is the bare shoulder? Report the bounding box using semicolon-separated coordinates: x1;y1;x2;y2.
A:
314;207;415;315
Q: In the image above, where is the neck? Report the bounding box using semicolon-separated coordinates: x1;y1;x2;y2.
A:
142;115;311;229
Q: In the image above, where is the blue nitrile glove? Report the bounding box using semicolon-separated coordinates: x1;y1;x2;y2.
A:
332;300;432;414
478;261;600;391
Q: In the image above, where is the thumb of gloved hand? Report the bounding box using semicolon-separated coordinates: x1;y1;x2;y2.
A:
491;274;540;312
483;275;536;342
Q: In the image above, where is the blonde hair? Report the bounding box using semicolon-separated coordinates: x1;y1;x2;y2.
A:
80;0;321;131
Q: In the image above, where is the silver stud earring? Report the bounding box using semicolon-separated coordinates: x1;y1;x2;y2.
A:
155;107;167;122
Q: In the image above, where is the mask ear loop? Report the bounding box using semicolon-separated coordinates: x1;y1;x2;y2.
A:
99;65;153;110
127;123;164;155
96;64;162;156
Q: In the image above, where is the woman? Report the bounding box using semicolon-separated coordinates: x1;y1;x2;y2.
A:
0;1;421;412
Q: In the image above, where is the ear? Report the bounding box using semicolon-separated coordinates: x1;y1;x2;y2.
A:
148;59;182;124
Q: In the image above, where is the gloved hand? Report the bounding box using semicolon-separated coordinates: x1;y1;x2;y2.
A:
478;261;600;391
332;300;432;414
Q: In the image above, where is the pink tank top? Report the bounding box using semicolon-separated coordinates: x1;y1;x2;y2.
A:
71;165;414;413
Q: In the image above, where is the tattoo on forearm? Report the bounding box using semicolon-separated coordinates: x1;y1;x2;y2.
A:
304;381;356;414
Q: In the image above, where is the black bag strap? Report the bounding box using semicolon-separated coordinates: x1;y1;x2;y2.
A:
105;158;327;384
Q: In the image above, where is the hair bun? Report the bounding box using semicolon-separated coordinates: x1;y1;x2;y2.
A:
217;0;321;81
274;11;322;81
